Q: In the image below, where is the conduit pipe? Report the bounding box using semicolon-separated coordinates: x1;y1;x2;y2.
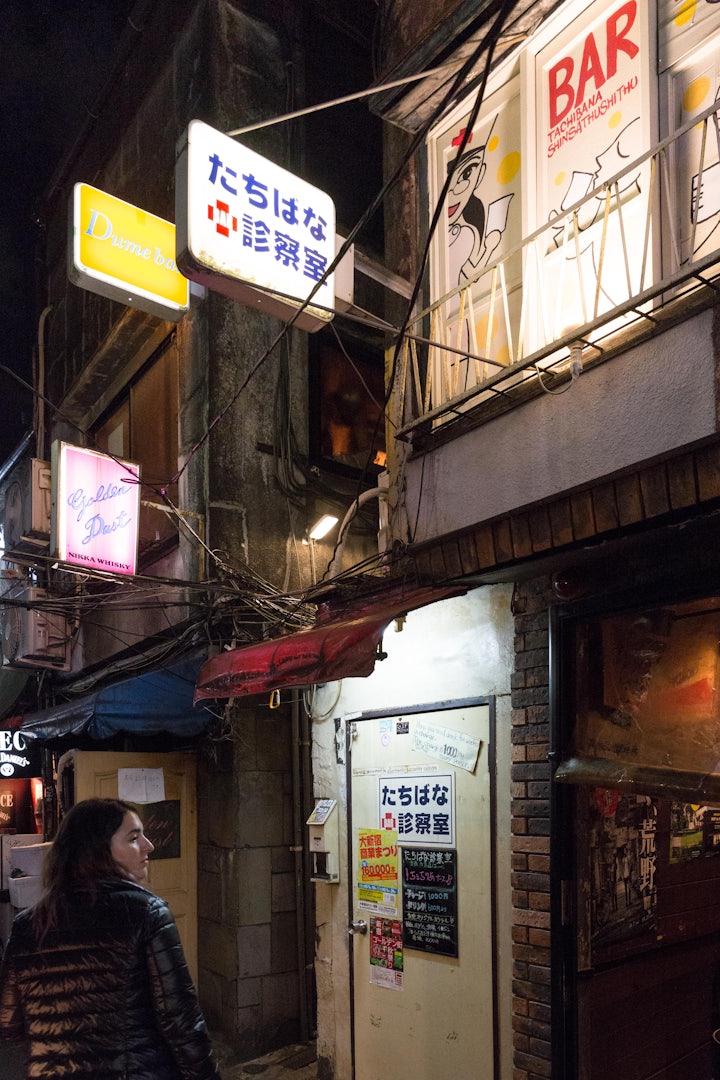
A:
36;305;52;458
325;482;388;580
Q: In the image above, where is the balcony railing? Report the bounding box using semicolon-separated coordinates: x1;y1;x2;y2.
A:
394;96;720;442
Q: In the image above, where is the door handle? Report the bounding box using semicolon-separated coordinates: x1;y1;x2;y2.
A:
348;919;368;936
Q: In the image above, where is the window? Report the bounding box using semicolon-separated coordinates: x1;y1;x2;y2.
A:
309;328;386;476
94;338;179;563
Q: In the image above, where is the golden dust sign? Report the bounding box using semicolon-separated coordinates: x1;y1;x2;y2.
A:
69;183;189;322
53;442;141;577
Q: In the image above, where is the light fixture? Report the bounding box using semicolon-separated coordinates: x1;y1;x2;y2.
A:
308;514;338;541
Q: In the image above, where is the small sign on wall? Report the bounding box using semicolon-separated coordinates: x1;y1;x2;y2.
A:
141;800;181;860
118;767;165;804
357;827;399;916
69;183;189;321
0;729;41;779
379;772;455;846
401;847;458;957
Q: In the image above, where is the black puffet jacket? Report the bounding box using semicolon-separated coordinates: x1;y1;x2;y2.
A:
0;878;221;1080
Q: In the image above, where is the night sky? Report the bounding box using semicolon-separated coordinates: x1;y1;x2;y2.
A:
0;0;134;464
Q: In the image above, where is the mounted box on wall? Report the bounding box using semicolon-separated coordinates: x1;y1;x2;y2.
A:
307;798;340;883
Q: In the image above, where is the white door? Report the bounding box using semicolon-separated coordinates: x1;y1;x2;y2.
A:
349;701;496;1080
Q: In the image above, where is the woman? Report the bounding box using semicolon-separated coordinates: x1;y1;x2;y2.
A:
0;798;221;1079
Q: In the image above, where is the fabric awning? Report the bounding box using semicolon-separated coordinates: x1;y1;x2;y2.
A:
194;582;467;701
20;652;212;740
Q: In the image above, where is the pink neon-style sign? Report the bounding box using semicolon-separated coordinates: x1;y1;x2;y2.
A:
56;444;140;575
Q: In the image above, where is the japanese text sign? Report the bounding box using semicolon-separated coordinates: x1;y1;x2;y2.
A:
369;917;404;989
357;827;399;916
69;184;189;322
379;773;455;846
176;119;335;332
53;442;140;576
412;719;482;772
401;847;458;957
537;0;648;223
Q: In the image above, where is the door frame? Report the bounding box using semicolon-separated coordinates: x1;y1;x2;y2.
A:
345;696;499;1080
550;576;720;1078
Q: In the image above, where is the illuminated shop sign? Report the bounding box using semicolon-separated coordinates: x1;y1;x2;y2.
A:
0;729;40;779
69;183;189;321
175;119;335;332
52;443;140;576
526;0;650;346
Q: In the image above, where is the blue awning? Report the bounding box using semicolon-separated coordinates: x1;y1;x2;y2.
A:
20;653;212;740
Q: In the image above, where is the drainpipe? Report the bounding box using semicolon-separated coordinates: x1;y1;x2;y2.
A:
291;690;311;1041
36;305;52;459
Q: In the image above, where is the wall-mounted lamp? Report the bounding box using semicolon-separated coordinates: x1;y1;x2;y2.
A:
305;514;339;584
308;514;338;541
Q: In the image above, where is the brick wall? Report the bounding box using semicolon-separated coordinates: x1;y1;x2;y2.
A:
510;576;553;1080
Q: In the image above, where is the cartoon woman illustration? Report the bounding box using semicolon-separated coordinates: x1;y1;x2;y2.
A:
447;116;513;286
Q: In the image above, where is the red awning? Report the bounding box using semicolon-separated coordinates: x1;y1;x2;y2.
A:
194;582;467;701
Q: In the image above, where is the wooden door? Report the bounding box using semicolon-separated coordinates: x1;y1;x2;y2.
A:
70;749;198;982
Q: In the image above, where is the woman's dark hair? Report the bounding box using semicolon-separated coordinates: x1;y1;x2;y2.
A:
448;147;487;238
32;798;137;937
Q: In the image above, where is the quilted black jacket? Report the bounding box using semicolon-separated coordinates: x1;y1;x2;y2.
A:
0;878;221;1079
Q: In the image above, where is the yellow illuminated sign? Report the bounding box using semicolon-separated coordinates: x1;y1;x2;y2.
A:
69;184;189;321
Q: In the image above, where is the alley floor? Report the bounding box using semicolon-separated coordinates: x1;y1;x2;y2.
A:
1;1040;318;1079
215;1040;318;1080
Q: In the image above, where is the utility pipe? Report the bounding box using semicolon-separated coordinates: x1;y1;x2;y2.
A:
291;690;311;1041
325;485;388;579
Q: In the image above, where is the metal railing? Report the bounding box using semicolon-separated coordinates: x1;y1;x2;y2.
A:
394;96;720;440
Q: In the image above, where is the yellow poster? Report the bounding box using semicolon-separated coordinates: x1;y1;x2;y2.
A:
357;827;399;916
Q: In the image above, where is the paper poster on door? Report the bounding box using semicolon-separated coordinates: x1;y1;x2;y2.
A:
412;719;481;772
118;767;165;804
369;915;404;990
357;827;399;916
379;773;455;846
